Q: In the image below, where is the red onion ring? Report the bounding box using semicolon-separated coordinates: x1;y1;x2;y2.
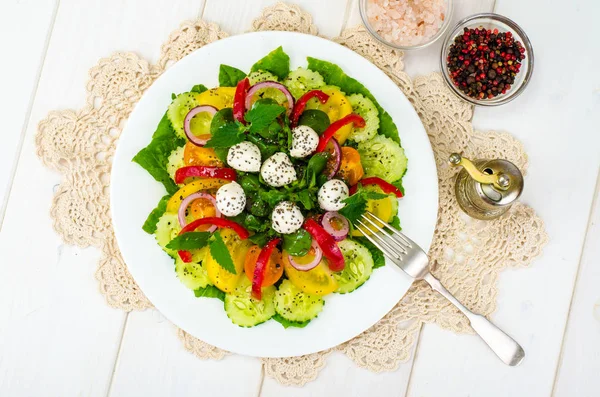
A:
288;239;322;271
184;105;218;146
244;81;295;115
177;192;221;231
324;138;341;179
321;211;350;241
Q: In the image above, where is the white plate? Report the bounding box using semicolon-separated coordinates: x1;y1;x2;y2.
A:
111;31;438;358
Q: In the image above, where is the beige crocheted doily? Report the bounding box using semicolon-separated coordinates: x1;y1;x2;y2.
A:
35;2;548;386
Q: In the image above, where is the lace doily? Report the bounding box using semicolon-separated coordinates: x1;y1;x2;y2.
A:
35;2;548;387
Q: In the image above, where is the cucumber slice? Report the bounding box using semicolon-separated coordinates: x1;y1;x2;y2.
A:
167;146;185;182
348;94;379;142
246;70;291;109
357;135;408;183
175;247;211;290
283;67;326;99
335;239;374;294
248;70;279;84
155;212;181;257
274;280;324;322
225;278;276;327
167;92;212;139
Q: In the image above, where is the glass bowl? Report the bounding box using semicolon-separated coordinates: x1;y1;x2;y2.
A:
440;13;534;106
359;0;454;50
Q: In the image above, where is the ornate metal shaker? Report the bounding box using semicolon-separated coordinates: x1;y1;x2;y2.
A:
449;153;524;220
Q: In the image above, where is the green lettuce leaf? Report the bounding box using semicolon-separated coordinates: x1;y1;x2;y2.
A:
355;237;386;269
194;285;226;301
219;65;247;87
142;194;171;234
251;46;290;80
306;57;400;143
390;215;401;230
132;112;185;194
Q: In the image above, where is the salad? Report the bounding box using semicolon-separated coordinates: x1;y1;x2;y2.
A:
133;47;407;328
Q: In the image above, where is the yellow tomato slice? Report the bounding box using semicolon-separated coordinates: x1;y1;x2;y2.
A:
183;142;224;167
305;86;353;144
196;87;236;110
282;255;338;296
206;229;251;293
166;179;230;213
351;194;396;237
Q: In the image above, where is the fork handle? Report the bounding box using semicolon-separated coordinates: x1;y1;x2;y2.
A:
423;273;525;366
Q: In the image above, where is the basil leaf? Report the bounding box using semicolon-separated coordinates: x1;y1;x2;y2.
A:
298;109;330;135
218;64;247;87
204;123;246;148
142;194;171;234
283;229;312;256
259;189;288;207
210;108;235;134
339;185;387;225
166;232;211;250
245;103;285;133
302;152;328;188
208;232;236;274
191;84;208;93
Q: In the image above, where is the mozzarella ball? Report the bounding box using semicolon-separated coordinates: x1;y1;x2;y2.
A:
260;152;297;187
227;141;261;172
290;125;319;158
271;201;304;234
318;179;349;211
215;181;246;217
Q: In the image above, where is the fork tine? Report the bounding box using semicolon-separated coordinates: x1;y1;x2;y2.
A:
360;214;408;255
364;211;413;248
355;221;400;263
356;219;403;260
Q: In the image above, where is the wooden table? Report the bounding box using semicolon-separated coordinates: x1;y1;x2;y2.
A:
1;0;598;396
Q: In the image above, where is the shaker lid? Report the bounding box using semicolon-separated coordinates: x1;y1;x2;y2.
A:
449;153;524;206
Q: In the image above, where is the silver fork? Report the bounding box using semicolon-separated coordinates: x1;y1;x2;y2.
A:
356;211;525;366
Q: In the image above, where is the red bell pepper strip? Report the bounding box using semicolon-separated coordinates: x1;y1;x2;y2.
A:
177;217;249;262
349;177;404;198
315;114;365;153
178;250;193;263
233;77;250;125
174;166;237;185
302;218;345;271
289;90;329;128
251;237;281;299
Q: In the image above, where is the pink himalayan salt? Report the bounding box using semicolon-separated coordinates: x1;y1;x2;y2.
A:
367;0;447;46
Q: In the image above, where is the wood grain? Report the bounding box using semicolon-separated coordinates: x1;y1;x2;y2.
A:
407;0;600;395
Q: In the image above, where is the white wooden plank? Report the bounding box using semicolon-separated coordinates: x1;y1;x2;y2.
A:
407;0;600;395
203;0;350;38
261;345;419;397
0;1;210;396
110;310;263;397
553;175;600;397
346;0;495;77
0;152;126;397
0;0;57;218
